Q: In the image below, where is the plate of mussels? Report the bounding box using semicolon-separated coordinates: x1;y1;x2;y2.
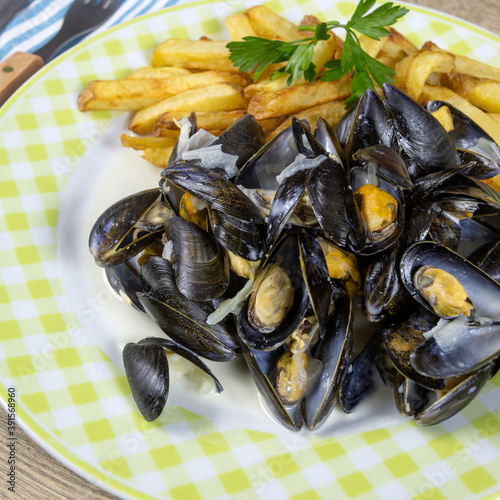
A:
1;0;500;499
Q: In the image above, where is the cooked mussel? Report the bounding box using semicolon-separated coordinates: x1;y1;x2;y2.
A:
383;84;458;178
164;216;230;301
400;241;500;320
139;257;239;361
89;188;172;267
238;234;309;351
123;340;169;422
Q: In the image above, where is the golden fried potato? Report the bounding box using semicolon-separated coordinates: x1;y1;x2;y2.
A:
78;71;248;111
128;66;192;79
152;39;238;72
447;73;500;113
266;100;346;142
403;51;455;102
225;13;257;40
130;83;245;134
120;134;176;150
431;105;454;132
247;76;352;120
153;109;246;136
141;147;174;168
245;5;303;41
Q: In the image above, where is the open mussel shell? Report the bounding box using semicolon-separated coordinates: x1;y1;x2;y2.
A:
363;241;411;322
138;337;223;393
308;155;366;250
410;315;500;379
352;144;413;189
264;162;311;250
209;114;265;173
350;163;405;255
414;361;495;426
393;372;434;417
383;307;446;390
239;342;302;432
164;216;230;301
340;331;385;413
139;257;239;361
235;123;300;190
303;291;353;430
382;84;458;178
123;341;169;422
237;234;310;351
314;116;346;166
105;259;144;312
426;100;500;164
400;241;500;320
298;229;332;337
89;188;171;267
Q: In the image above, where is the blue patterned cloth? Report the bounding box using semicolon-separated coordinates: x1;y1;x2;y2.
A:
0;0;188;60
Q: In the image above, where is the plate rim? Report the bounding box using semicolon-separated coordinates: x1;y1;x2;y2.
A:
1;1;500;499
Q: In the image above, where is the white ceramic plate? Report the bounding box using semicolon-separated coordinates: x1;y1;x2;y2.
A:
1;1;500;499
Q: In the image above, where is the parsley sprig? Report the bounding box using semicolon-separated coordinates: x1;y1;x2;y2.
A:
227;0;409;106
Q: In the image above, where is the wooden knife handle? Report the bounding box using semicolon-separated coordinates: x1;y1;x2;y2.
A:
0;52;44;107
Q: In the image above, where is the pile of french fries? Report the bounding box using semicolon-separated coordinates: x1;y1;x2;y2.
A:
78;4;500;180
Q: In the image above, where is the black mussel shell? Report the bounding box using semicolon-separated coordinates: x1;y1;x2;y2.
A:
89;188;169;267
164;216;230;301
123;341;169;422
138;337;223;393
238;234;310;351
383;84;458;178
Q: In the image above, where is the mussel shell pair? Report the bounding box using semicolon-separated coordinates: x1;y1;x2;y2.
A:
393;361;496;426
89;188;172;267
240;289;353;432
139;257;239;362
123;337;223;422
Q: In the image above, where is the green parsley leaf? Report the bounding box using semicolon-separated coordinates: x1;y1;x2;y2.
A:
226;0;409;106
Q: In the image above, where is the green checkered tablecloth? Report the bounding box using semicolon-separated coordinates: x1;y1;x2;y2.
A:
1;1;500;499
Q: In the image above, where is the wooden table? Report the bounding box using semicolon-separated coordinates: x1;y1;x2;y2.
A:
1;0;499;498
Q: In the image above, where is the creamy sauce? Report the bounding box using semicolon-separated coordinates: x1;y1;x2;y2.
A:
56;116;404;437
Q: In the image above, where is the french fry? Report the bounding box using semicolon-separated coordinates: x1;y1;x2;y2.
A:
359;34;387;59
421;85;500;146
455;55;500;81
152;39;238;72
422;40;500;81
120;134;177;150
141;147;174;168
403;51;455;102
78;79;178;111
431;105;454;132
376;29;418;70
245;5;303;41
489;113;500;125
225;13;257;40
247;76;352;120
393;54;414;90
78;71;249;111
128;67;192;79
447;73;500;113
130;83;245;134
153;110;246;136
266;100;346;142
